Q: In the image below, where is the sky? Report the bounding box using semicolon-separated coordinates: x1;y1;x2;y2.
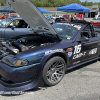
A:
80;0;100;2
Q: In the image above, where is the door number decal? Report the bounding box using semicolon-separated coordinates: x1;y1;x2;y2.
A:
74;44;81;54
73;44;86;59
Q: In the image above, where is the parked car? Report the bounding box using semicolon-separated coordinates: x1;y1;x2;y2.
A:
0;15;8;21
62;14;70;19
0;14;18;21
90;17;100;27
10;14;18;18
0;17;32;38
95;14;100;19
52;14;59;19
55;17;70;23
1;0;100;92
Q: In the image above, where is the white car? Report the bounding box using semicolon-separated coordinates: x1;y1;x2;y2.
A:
94;15;100;19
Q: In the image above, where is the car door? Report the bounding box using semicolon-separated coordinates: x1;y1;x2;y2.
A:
81;37;100;60
2;28;33;38
72;25;100;64
1;19;33;38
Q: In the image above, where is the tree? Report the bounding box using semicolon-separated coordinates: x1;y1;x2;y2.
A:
0;0;6;6
0;0;100;7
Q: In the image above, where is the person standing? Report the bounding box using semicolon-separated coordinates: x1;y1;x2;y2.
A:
71;14;74;22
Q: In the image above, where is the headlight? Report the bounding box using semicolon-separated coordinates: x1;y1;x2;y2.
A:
2;56;28;67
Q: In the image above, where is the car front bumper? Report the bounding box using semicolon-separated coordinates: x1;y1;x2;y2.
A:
0;62;44;91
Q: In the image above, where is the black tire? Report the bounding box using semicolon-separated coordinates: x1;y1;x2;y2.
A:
43;56;66;86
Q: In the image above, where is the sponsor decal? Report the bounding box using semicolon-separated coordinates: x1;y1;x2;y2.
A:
67;37;71;40
74;25;82;30
68;52;72;57
67;48;73;57
57;23;82;29
89;48;97;55
56;28;63;31
65;35;71;40
73;52;86;59
73;61;80;65
58;23;74;26
66;48;73;52
73;44;86;59
45;49;63;56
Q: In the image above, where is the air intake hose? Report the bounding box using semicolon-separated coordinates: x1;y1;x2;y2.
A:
13;40;28;52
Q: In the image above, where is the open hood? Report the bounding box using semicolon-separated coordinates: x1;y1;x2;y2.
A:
5;0;60;40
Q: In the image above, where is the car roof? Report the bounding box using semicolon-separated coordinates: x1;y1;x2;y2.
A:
71;20;92;25
56;21;90;25
8;17;22;20
55;19;92;25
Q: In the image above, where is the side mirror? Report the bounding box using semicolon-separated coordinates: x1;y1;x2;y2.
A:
77;36;89;42
81;36;89;41
11;26;15;30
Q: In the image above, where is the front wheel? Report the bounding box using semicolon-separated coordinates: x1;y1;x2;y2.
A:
43;56;66;86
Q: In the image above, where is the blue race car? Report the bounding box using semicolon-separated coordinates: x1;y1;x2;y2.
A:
0;0;99;91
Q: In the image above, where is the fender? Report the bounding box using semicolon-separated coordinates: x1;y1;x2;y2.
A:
40;51;68;70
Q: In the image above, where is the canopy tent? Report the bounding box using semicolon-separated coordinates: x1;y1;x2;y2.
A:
57;3;90;12
38;8;52;13
0;6;16;13
0;6;52;14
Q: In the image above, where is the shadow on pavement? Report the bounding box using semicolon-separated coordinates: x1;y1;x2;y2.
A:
66;60;98;74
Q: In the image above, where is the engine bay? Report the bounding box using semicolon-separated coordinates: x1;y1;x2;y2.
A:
0;34;59;54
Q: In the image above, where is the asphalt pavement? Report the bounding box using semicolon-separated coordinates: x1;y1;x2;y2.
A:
0;59;100;100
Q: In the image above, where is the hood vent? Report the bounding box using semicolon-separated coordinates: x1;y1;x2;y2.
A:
44;28;49;31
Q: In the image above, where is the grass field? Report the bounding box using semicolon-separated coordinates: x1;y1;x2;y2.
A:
38;7;58;11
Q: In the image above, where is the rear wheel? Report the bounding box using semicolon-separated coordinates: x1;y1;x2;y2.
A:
43;56;66;86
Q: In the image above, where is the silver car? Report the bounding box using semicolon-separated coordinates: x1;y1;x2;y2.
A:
0;17;33;38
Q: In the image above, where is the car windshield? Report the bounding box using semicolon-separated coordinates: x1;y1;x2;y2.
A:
52;23;82;40
0;18;12;28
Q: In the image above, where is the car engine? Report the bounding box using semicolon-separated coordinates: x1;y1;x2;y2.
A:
0;34;57;55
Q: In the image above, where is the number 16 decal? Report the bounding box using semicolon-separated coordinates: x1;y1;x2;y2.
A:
74;44;81;54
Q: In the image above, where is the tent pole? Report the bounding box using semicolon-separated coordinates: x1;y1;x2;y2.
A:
90;12;91;22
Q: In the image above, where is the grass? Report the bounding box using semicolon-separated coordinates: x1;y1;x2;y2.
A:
38;7;58;11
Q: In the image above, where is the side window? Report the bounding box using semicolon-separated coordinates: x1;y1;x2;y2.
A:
82;25;92;38
76;25;96;41
90;24;95;37
85;25;92;34
12;20;19;27
7;20;19;28
85;24;96;38
81;31;90;38
16;20;28;28
8;20;29;28
76;31;89;42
